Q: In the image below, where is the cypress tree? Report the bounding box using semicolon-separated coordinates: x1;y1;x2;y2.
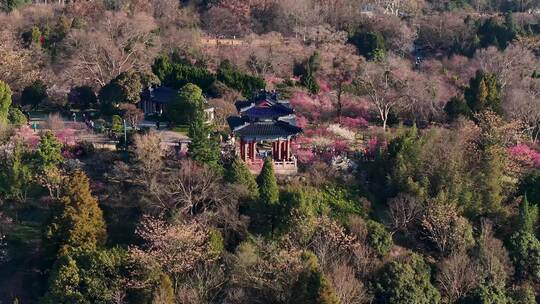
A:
465;71;502;115
227;157;259;198
0;142;32;202
35;131;63;171
256;157;279;206
0;80;12;123
188;109;221;172
45;170;107;255
508;196;540;280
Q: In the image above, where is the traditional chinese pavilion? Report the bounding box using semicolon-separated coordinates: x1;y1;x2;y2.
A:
228;91;303;175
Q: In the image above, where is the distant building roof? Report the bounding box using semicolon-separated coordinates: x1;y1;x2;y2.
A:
141;87;178;104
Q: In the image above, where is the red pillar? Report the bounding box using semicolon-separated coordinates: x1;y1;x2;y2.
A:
277;139;281;161
240;139;245;161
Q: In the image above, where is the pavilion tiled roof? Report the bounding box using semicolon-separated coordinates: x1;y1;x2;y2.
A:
233;121;302;138
241;105;293;119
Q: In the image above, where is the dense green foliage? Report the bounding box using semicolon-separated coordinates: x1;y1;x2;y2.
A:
166;83;206;125
375;253;441;304
152;54;216;92
366;220;393;257
21;80;47;109
8;107;27;125
518;170;540;206
0;142;32;202
290;251;340;304
465;71;502;114
68;86;97;111
187;106;221;172
42;248;128;304
226;157;259;198
217;60;265;97
295;51;321;94
257;158;279;206
350;31;386;61
0;80;11;123
35;131;63;171
45;170;107;255
508;197;540;281
99;71;159;106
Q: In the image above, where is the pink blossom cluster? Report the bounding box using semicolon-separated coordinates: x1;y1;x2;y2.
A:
55;128;76;146
366;137;387;157
509;144;540;169
12;126;40;148
317;77;331;93
290;91;333;122
341;117;368;129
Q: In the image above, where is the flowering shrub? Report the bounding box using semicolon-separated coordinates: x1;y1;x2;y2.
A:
317;77;331;93
296;115;309;129
55;128;76;146
327;124;355;141
290;91;333;122
366;137;387;157
509;144;540;169
341;116;369;129
296;148;315;165
12;126;40;148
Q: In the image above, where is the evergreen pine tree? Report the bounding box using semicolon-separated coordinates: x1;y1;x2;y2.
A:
227;157;259;198
518;196;538;233
0;80;12;123
254;158;280;234
35;131;63;171
257;157;279;206
188;109;221;172
0;142;32;202
45;170;107;255
465;71;502;115
509;196;540;280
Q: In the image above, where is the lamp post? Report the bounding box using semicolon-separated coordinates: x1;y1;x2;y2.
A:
123;119;127;149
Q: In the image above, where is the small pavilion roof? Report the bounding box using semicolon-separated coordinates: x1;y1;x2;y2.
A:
232;120;302;139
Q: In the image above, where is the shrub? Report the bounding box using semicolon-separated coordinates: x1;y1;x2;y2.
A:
366;220;393;257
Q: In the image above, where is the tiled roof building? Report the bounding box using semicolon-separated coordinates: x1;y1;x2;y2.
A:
228;91;302;175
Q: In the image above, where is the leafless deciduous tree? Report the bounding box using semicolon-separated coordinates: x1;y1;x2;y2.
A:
307;216;357;272
120;103;144;128
504;75;540;142
329;263;372;304
129;215;218;286
351;60;406;131
132;131;163;190
475;44;538;91
63;12;159;87
421;193;473;256
475;220;514;287
153;160;229;216
327;54;357;122
436;253;480;303
386;193;423;233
